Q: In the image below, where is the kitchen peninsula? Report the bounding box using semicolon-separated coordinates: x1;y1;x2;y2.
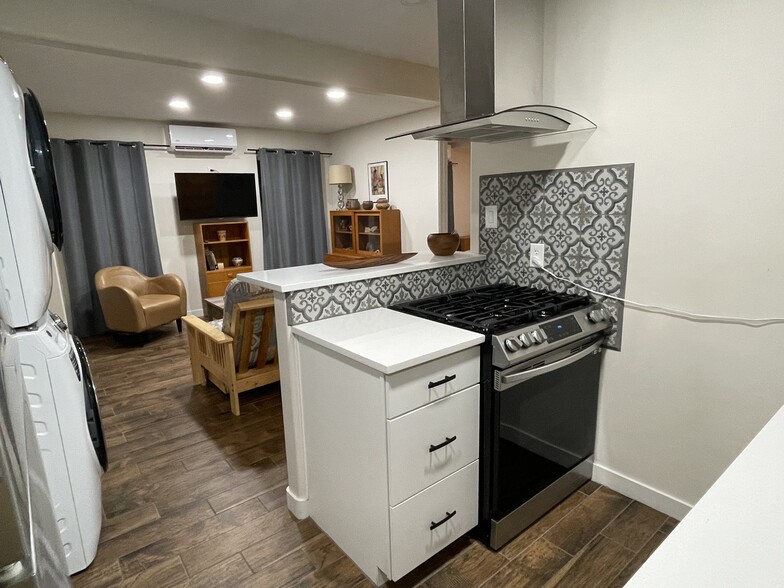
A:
293;308;484;584
238;252;486;519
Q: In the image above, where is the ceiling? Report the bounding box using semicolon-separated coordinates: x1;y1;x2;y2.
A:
0;0;440;134
121;0;440;68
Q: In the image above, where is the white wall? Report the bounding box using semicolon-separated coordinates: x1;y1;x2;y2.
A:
48;251;71;326
472;0;784;517
327;108;441;252
46;113;330;315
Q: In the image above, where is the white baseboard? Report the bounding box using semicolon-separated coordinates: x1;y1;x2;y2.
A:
592;463;692;520
286;485;309;520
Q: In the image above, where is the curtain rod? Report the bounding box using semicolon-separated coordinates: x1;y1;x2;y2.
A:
245;148;333;156
141;143;332;156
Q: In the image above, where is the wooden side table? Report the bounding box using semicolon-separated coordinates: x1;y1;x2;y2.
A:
204;296;225;321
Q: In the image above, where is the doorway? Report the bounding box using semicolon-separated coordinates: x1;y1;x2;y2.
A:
443;140;471;250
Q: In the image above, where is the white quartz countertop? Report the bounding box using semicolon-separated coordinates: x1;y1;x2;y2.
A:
292;308;484;374
238;252;485;293
627;403;784;587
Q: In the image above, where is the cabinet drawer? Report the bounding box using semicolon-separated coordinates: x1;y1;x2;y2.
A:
206;281;230;297
388;461;478;582
387;385;479;506
385;347;480;418
206;268;247;284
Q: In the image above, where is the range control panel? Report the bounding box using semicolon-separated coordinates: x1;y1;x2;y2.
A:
492;304;613;369
541;315;581;342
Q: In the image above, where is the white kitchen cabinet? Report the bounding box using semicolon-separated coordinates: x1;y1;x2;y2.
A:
387;384;479;506
389;461;479;579
385;346;480;418
295;318;481;586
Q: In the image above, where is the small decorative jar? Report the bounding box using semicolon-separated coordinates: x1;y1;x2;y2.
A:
346;198;361;210
231;257;244;267
361;200;374;210
375;198;390;210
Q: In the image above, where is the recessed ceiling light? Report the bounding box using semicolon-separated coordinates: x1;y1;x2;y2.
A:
168;97;190;111
201;71;225;86
401;0;428;5
276;108;293;120
326;87;347;102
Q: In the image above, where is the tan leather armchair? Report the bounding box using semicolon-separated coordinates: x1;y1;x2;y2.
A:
95;266;187;335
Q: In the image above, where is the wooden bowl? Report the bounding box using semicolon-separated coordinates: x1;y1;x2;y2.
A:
427;232;460;256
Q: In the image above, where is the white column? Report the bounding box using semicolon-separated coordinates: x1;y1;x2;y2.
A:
272;292;309;519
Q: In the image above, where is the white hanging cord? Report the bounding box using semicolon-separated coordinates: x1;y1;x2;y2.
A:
536;264;784;327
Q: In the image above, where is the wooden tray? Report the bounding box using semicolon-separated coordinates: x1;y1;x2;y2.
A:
323;252;416;269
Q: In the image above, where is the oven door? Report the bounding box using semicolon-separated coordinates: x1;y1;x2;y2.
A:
489;336;603;548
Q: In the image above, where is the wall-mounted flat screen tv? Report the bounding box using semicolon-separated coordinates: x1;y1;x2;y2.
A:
175;172;258;220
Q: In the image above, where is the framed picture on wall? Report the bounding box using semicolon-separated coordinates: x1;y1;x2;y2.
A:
368;161;388;200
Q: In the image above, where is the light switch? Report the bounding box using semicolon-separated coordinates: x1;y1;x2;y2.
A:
485;205;498;229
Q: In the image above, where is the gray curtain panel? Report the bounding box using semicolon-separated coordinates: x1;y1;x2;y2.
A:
50;140;162;337
257;148;327;269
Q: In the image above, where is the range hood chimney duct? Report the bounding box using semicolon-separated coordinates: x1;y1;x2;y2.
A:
390;0;596;143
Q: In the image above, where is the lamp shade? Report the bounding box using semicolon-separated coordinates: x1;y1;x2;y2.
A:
328;164;352;185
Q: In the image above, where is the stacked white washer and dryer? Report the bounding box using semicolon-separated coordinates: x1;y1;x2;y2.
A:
0;57;107;575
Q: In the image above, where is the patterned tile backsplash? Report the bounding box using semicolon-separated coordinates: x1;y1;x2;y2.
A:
286;162;633;352
286;261;488;325
479;163;634;349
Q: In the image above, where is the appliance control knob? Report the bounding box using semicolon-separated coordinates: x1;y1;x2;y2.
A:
537;328;547;342
530;330;543;344
589;309;605;323
519;333;532;348
504;337;521;352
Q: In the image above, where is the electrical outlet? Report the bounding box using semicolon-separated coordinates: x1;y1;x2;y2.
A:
530;243;545;267
485;205;498;229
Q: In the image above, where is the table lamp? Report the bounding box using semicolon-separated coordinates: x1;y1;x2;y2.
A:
328;164;353;210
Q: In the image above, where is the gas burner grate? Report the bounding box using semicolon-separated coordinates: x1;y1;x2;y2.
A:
392;284;592;334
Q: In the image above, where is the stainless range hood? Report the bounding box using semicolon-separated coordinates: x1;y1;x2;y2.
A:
390;0;595;143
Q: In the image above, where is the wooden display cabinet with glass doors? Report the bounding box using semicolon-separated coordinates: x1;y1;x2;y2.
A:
329;211;356;255
329;210;401;257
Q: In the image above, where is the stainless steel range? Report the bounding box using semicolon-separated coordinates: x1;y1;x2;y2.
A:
393;284;613;550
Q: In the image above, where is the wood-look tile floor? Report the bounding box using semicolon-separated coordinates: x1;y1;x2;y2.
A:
73;327;676;588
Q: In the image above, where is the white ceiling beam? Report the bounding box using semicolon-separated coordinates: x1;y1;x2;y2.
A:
0;0;439;102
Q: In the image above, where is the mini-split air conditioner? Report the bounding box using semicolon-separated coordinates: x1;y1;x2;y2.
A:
168;125;237;154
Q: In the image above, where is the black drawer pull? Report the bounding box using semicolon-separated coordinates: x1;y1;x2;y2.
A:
428;374;457;389
430;510;457;530
429;435;457;452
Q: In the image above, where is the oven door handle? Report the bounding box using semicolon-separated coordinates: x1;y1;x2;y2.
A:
497;338;603;389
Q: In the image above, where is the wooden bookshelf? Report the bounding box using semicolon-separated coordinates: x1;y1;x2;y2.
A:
194;220;253;314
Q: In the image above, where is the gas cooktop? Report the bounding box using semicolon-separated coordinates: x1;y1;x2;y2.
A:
392;284;593;335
